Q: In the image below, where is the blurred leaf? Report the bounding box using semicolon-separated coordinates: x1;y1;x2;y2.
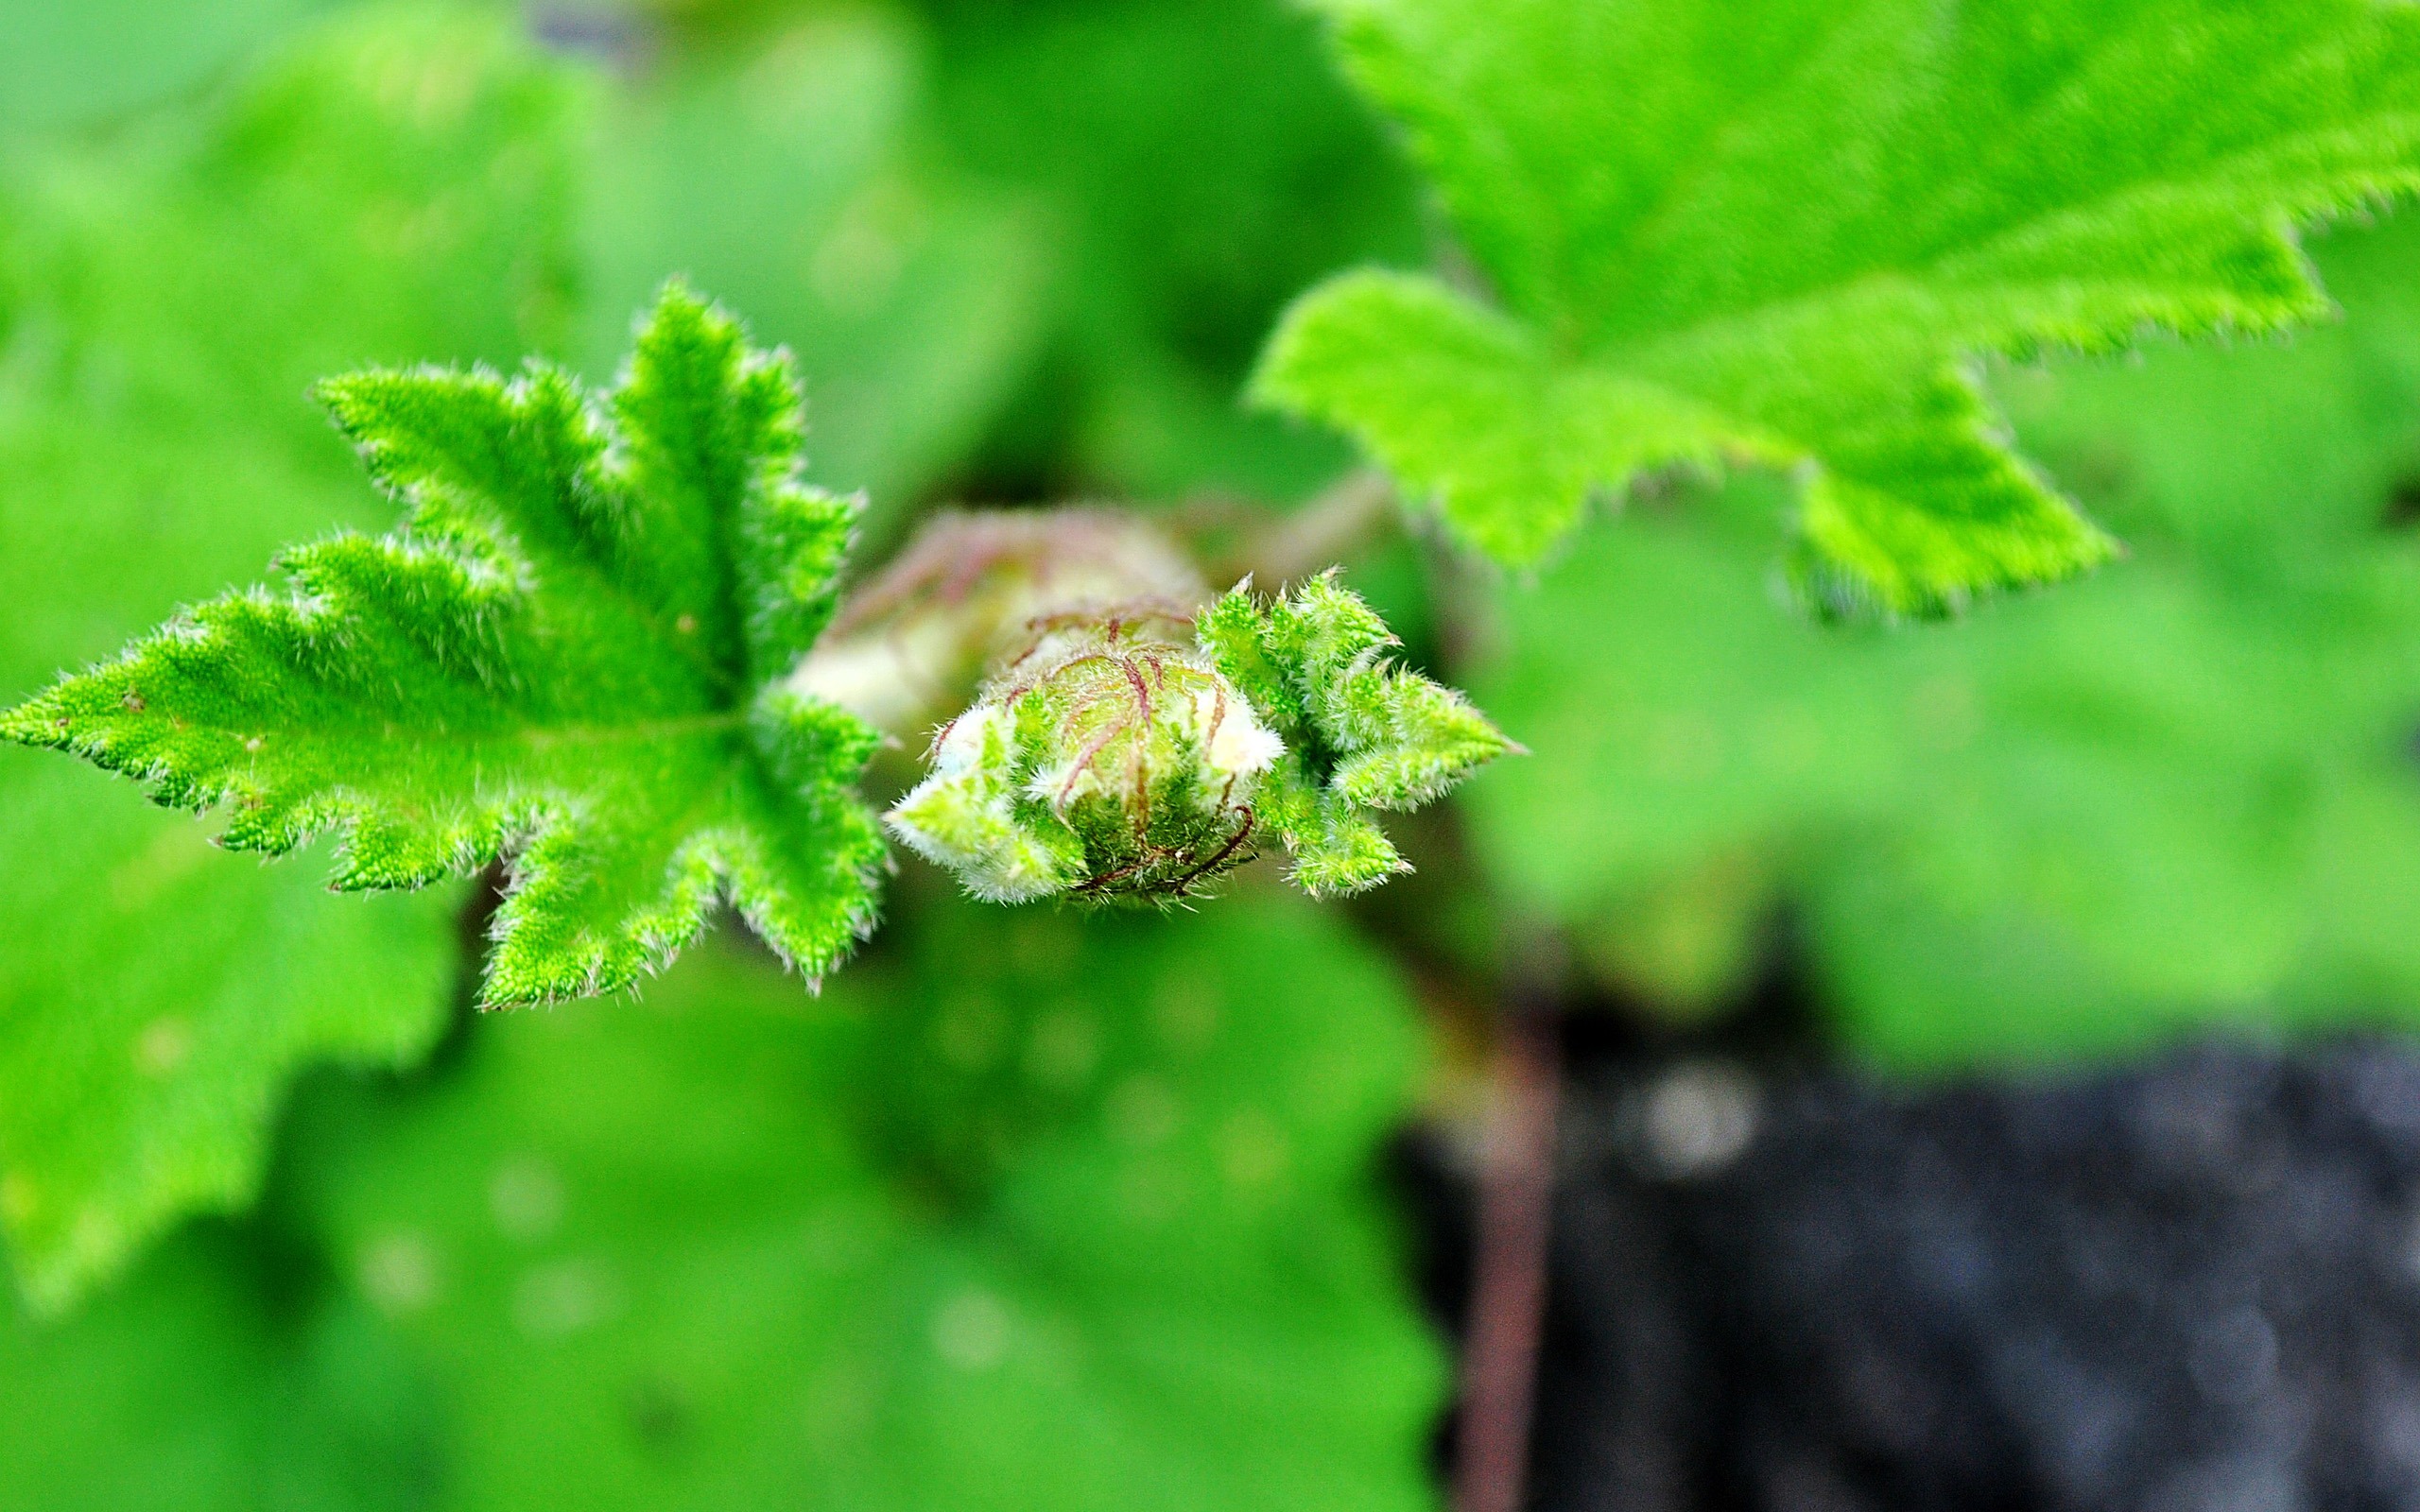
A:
0;0;334;132
580;11;1047;526
0;1226;443;1512
0;6;579;1307
1263;0;2420;613
922;0;1423;502
287;890;1443;1509
1466;215;2420;1067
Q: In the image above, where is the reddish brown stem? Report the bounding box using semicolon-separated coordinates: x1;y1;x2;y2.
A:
1454;1005;1563;1512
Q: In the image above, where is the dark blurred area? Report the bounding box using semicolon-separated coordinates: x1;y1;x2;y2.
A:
1406;988;2420;1512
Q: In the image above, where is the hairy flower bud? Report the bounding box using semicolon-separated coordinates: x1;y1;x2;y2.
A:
884;612;1283;904
850;509;1513;907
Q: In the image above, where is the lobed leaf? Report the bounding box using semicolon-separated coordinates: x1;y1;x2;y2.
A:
1261;0;2420;613
5;284;888;1006
1462;213;2420;1064
278;897;1443;1510
0;7;572;1309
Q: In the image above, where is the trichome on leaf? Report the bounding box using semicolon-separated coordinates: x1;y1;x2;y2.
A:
1262;0;2420;616
3;284;887;1005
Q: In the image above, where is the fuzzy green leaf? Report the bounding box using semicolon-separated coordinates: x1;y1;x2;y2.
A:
5;285;887;1006
1199;573;1511;894
1260;0;2420;613
0;8;573;1308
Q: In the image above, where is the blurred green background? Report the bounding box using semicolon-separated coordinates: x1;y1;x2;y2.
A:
7;1;2420;1506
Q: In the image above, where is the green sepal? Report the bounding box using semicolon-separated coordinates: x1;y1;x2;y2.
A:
1199;573;1512;896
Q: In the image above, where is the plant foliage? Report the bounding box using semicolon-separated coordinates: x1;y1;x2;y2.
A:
0;0;1061;1316
16;0;2420;1506
0;6;566;1310
279;899;1441;1510
1261;0;2420;613
5;285;888;1006
1465;215;2420;1065
0;896;1442;1510
888;574;1509;904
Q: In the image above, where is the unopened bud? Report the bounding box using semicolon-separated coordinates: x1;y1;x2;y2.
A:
885;612;1282;904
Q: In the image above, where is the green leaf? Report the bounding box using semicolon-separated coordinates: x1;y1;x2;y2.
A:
0;1225;442;1512
6;284;888;1006
0;0;330;132
1200;573;1512;894
924;0;1424;502
1806;216;2420;1064
578;10;1047;525
1463;214;2420;1066
1260;0;2420;613
283;892;1443;1509
0;777;459;1314
0;8;576;1307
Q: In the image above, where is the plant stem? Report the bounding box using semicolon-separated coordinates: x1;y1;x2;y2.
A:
1237;468;1396;587
1455;990;1563;1512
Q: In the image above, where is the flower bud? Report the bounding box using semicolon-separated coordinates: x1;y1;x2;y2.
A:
885;613;1282;904
788;509;1205;736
